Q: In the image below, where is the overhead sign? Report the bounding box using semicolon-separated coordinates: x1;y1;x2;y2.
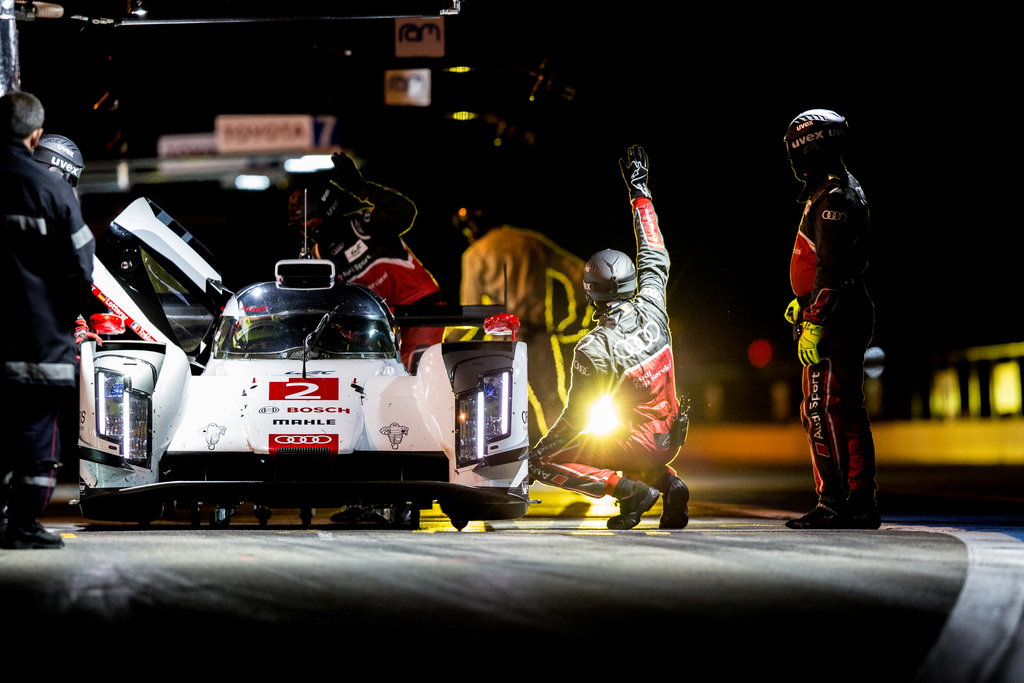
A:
385;69;432;107
394;17;444;57
215;114;313;154
157;132;218;158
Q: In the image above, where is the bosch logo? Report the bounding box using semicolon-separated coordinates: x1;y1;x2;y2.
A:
287;406;350;413
272;435;333;445
821;210;847;222
259;406;280;414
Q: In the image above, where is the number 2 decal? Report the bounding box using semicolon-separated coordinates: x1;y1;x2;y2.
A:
268;378;339;400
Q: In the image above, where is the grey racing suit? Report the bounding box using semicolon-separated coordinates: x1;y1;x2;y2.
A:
528;196;682;498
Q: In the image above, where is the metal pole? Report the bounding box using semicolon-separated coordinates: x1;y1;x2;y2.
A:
1;0;19;95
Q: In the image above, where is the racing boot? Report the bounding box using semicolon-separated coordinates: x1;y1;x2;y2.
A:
660;476;689;529
785;500;851;530
847;490;882;530
2;519;65;549
608;480;660;530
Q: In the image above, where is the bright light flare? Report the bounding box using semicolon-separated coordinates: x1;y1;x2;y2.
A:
583;395;619;435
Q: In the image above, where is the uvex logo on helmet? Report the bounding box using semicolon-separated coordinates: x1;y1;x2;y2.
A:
50;156;82;177
789;128;846;150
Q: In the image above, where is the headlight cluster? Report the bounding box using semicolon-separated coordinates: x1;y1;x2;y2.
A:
95;369;152;466
456;370;512;468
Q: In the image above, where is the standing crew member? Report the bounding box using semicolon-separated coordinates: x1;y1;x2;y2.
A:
528;145;689;530
288;153;443;373
0;92;94;549
783;109;878;529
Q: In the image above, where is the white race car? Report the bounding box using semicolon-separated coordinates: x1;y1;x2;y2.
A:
77;198;530;529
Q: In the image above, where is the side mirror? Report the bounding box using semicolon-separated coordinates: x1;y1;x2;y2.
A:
483;313;520;342
89;312;126;336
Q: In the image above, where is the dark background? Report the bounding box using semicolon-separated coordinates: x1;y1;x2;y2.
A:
12;1;1019;418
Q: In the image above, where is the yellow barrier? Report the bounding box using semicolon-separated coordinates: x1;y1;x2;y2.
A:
685;419;1024;466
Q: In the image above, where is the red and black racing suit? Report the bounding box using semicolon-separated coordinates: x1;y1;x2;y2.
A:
528;197;681;497
790;170;876;506
313;182;443;372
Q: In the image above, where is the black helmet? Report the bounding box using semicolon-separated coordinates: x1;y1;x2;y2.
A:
32;134;84;188
584;249;637;304
784;109;847;180
287;176;344;233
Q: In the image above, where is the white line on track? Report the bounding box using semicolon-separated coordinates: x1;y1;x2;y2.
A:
905;527;1024;683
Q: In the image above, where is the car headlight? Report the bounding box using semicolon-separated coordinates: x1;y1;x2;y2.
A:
456;369;512;468
95;368;152;466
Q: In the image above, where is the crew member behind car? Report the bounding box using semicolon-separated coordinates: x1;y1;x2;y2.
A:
528;146;690;531
288;153;444;373
0;92;94;549
452;207;591;445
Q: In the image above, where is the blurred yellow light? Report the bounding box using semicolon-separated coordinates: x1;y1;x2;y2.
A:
930;367;961;418
991;360;1022;416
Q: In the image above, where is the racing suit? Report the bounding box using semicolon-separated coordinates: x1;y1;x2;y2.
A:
529;197;682;497
312;181;443;372
459;226;589;444
790;170;875;507
0;137;94;528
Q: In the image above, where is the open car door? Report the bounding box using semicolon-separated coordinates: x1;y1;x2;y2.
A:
89;197;229;362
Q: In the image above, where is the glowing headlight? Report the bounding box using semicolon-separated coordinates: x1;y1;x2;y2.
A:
95;369;152;466
456;370;512;468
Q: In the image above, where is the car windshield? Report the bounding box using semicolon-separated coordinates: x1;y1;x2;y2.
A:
211;283;396;360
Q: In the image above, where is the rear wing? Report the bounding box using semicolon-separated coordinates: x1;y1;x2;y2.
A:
392;263;509;328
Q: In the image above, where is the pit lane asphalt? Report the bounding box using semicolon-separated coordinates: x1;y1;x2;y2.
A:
2;464;1022;681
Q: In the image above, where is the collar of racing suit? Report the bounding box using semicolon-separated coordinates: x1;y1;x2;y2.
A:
596;300;630;327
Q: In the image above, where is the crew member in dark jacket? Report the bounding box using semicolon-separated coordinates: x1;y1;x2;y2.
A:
0;92;94;549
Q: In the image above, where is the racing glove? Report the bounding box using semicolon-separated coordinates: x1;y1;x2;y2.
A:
784;298;801;325
619;145;652;202
330;153;367;196
784;298;802;340
75;316;102;346
797;321;823;366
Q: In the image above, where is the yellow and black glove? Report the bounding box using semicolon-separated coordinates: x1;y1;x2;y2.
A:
797;321;823;366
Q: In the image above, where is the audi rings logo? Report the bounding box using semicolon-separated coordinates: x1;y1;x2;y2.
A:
273;434;333;445
269;433;338;455
821;210;847;222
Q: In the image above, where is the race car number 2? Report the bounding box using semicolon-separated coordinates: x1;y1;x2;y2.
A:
269;378;340;400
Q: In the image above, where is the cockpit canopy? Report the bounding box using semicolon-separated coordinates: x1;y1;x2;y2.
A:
212;281;397;360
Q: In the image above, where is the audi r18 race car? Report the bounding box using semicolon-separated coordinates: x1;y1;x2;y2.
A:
77;197;530;529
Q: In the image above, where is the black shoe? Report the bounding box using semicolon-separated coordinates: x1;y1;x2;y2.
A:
785;503;850;530
847;507;882;529
608;482;660;530
2;520;65;549
660;476;689;529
